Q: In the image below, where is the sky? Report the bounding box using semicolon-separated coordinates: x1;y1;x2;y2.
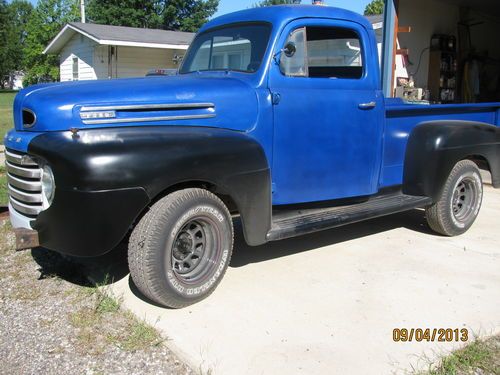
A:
213;0;370;18
24;0;371;18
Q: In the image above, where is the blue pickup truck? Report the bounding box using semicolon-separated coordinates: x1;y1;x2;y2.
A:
5;5;500;308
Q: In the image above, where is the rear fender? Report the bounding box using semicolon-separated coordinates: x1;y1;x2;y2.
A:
403;120;500;201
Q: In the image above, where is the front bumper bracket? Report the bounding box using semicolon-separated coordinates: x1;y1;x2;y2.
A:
14;228;40;251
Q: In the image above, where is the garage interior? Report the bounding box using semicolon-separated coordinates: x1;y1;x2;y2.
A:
383;0;500;104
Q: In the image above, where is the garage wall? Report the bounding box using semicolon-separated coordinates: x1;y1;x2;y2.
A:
93;45;109;79
398;0;459;89
60;34;97;81
465;10;500;99
467;11;500;60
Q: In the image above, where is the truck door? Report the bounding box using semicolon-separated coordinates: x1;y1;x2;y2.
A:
269;19;384;205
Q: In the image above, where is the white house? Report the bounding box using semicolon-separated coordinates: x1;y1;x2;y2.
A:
366;14;409;83
5;71;25;90
44;22;195;81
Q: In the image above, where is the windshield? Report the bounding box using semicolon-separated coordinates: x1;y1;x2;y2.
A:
179;23;272;74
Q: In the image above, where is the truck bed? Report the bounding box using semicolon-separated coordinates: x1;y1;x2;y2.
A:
385;99;500;125
380;99;500;188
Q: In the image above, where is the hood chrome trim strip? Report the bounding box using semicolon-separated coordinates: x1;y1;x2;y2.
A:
81;113;216;125
80;102;215;112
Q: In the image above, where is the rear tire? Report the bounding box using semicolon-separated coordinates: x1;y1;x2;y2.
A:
128;188;233;308
426;160;483;236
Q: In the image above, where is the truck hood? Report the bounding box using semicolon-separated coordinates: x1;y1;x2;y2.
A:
14;75;259;132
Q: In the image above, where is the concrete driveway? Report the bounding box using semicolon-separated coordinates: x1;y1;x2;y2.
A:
107;181;500;375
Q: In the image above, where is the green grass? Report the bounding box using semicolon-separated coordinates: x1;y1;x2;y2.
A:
107;313;164;352
70;284;163;354
0;165;7;207
420;335;500;375
0;91;16;145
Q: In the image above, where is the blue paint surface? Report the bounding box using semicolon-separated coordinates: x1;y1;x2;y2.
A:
6;5;500;205
381;100;500;187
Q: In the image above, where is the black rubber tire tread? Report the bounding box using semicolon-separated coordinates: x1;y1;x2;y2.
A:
128;188;233;308
425;160;483;236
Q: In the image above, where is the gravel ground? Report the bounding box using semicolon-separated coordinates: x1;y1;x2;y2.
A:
0;218;193;375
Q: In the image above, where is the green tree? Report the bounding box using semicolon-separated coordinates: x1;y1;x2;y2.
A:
23;0;79;86
0;0;13;88
0;0;32;88
8;1;34;73
87;0;219;32
364;0;384;16
86;0;164;29
255;0;298;6
162;0;219;32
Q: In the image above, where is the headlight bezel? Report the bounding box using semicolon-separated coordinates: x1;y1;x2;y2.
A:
41;163;55;209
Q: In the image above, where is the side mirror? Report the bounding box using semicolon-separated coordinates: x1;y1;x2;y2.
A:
283;42;296;58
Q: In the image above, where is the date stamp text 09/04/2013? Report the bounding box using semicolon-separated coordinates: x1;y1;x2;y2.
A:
393;328;469;342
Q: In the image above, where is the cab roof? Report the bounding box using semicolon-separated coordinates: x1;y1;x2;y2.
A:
200;5;373;33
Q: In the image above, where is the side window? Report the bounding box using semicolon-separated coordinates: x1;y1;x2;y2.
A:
307;27;363;79
279;26;364;79
280;27;307;77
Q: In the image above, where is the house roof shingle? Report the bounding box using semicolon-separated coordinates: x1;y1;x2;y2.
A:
44;22;195;54
69;22;195;46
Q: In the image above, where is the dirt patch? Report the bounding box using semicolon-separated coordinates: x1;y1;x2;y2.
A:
0;221;192;375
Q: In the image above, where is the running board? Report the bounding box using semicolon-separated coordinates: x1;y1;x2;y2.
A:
266;193;432;241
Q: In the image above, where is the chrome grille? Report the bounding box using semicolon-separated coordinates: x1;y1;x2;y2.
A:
5;149;43;217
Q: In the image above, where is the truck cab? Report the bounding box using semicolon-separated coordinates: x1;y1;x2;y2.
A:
5;5;500;308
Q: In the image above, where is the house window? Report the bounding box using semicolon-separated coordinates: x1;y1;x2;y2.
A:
72;57;79;81
228;53;242;70
211;54;224;69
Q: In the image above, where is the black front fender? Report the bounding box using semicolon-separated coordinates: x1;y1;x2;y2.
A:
403;120;500;200
28;126;271;255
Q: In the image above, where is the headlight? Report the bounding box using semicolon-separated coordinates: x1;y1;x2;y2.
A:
41;164;55;208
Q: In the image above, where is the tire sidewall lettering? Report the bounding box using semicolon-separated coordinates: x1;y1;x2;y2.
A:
171;205;224;239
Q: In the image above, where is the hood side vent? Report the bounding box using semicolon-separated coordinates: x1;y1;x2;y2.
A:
80;103;216;125
22;109;36;128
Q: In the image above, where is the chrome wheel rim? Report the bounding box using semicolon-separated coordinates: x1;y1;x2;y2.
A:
452;177;478;222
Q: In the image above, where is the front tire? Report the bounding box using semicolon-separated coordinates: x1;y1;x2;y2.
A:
128;188;234;308
426;160;483;236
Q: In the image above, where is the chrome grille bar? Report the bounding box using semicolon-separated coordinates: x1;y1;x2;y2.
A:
5;148;43;218
5;150;38;166
6;161;41;179
8;184;43;203
9;196;43;216
7;174;42;192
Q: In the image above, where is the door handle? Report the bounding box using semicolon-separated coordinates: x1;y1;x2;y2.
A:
358;101;377;110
